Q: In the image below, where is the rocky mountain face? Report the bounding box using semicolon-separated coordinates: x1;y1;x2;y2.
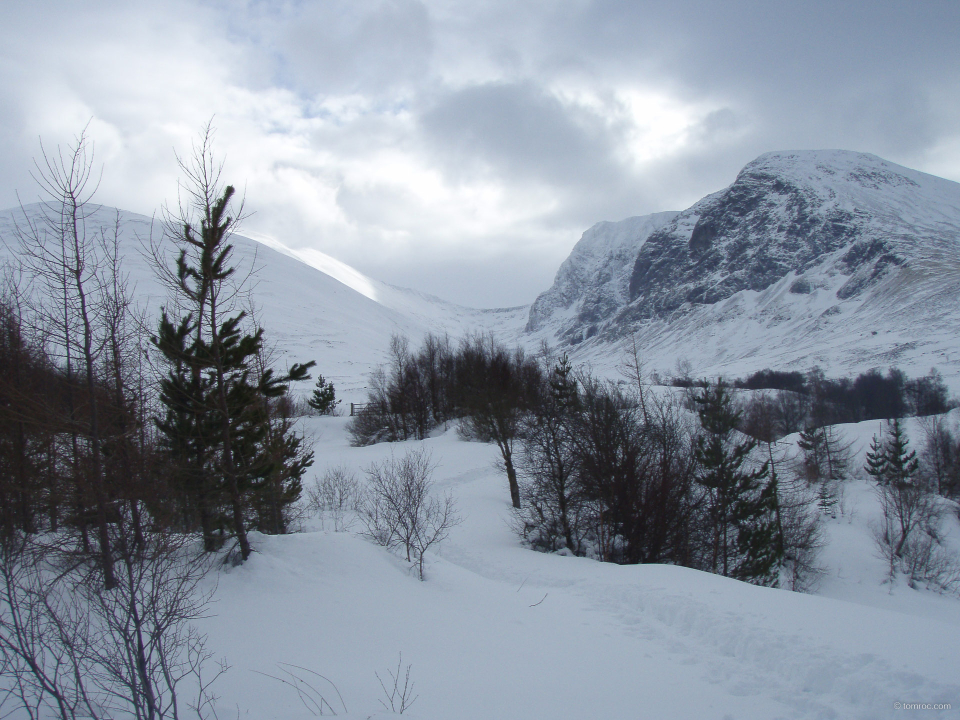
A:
526;211;678;339
527;150;960;385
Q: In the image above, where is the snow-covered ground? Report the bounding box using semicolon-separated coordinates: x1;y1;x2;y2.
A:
3;200;959;718
202;415;960;720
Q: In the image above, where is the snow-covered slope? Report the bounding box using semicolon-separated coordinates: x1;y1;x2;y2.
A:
0;204;527;400
3;189;960;720
530;151;960;389
201;416;960;720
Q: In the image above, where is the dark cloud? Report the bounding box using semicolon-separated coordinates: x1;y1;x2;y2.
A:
420;82;624;186
555;1;960;159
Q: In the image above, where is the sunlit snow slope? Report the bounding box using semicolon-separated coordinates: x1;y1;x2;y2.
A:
0;204;527;400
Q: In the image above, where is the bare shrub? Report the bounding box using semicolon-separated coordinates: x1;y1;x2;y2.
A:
0;530;223;720
873;479;941;562
82;530;224;718
872;482;960;594
376;653;418;714
308;467;360;532
359;448;460;580
900;531;960;594
778;476;826;592
0;536;98;720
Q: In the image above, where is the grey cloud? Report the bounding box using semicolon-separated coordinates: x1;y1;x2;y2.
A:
559;1;960;157
420;83;618;182
268;0;434;95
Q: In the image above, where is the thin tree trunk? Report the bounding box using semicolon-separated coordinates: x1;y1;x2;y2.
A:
209;290;251;561
72;218;116;589
499;440;521;509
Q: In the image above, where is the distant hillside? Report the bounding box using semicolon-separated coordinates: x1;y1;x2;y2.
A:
0;204;527;401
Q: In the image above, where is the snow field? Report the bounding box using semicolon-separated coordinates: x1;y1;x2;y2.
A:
4;187;960;718
201;416;960;720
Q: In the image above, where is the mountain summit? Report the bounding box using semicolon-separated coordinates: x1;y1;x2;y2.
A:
528;150;960;383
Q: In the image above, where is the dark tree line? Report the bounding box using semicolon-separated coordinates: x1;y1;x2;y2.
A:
724;366;950;434
732;366;960;502
349;334;542;506
352;335;790;586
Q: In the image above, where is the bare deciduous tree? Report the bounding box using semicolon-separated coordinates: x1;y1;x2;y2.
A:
15;128;119;588
359;448;460;580
308;466;359;532
918;413;957;496
0;529;224;720
777;474;826;592
457;334;541;509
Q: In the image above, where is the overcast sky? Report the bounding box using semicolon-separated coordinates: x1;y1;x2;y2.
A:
2;1;959;307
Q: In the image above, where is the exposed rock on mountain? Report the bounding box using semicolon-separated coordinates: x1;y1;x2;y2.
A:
527;150;960;385
526;211;678;340
624;151;946;318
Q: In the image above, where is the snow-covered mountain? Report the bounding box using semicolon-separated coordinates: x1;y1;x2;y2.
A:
3;172;960;720
531;150;960;387
0;204;527;401
6;149;960;397
526;211;678;334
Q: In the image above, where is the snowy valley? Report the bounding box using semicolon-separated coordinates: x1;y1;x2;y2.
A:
2;148;960;720
207;413;960;720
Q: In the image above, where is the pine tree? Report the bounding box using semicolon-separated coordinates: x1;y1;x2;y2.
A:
154;313;222;549
865;419;930;561
797;426;826;483
694;381;781;585
816;481;837;517
798;424;849;516
549;353;577;411
307;374;340;415
247;349;314;535
864;432;887;484
864;419;919;488
152;126;314;560
882;418;920;487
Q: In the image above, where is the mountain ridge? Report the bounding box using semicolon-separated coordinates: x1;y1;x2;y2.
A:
5;148;960;393
528;150;960;388
0;203;528;401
